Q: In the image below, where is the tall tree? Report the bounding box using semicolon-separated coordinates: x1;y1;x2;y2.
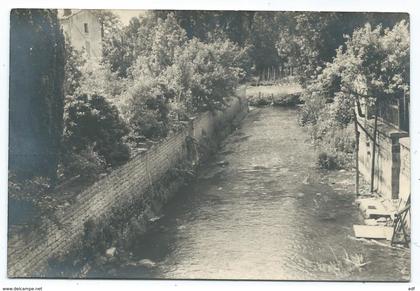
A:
63;38;86;97
9;9;65;179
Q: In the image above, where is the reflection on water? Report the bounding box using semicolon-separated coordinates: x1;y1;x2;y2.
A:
106;107;410;281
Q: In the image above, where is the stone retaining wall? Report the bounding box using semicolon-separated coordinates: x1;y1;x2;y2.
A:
8;92;248;278
399;137;410;203
358;118;409;200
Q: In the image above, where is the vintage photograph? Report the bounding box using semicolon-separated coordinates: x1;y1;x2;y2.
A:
8;9;410;281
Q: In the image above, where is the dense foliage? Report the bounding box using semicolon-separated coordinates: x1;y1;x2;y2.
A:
62;94;130;178
64;39;86;96
298;20;409;169
58;11;251;179
165;39;247;112
9;9;65;179
152;11;407;85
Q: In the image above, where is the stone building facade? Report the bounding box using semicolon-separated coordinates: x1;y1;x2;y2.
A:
59;9;102;60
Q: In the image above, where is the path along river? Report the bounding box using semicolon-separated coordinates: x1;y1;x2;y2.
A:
103;107;410;281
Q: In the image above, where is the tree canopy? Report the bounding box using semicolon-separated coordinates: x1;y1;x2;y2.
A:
10;9;65;179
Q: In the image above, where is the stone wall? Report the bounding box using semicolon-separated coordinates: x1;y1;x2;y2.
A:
399;137;410;203
8;93;248;278
60;10;102;60
358;118;409;200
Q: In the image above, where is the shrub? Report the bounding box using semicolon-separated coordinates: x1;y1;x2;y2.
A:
61;145;106;181
121;74;171;142
63;94;130;176
317;152;338;170
76;60;127;102
165;39;245;113
130;109;169;140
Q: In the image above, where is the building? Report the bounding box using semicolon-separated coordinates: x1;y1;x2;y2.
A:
357;95;410;203
59;9;103;60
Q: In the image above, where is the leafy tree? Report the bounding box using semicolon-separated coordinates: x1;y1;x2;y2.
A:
147;13;188;75
298;20;409;169
122;75;171;141
9;9;65;179
275;12;408;86
92;10;130;78
63;94;130;172
151;10;255;45
63;39;86;96
338;21;409;104
165;39;244;113
250;12;285;75
76;60;126;104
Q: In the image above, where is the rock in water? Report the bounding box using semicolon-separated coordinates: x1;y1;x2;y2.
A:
216;160;229;166
138;259;157;268
105;247;116;258
125;258;157;268
149;215;163;222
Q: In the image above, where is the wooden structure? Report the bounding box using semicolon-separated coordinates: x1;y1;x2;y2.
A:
391;195;411;247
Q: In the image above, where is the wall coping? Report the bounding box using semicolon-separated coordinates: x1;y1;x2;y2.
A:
363;118;409;140
400;137;410;149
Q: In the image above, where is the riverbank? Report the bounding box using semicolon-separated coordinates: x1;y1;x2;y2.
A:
246;82;303;106
8;93;248;278
46;97;249;278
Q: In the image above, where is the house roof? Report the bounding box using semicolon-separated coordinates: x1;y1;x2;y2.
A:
58;9;96;20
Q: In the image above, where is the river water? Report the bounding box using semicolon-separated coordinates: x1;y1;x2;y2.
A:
105;107;410;281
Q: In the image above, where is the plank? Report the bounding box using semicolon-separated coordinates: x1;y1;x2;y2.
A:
353;225;394;240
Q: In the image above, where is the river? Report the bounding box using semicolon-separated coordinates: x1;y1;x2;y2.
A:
100;107;410;281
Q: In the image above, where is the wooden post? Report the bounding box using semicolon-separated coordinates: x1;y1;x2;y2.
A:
353;109;360;196
370;102;379;194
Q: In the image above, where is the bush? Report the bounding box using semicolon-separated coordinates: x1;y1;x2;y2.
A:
61;145;106;181
164;38;245;113
63;94;130;177
317;152;338;170
297;91;326;127
121;74;171;142
130;109;169;140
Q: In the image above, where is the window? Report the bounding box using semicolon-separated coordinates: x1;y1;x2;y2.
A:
84;23;89;33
